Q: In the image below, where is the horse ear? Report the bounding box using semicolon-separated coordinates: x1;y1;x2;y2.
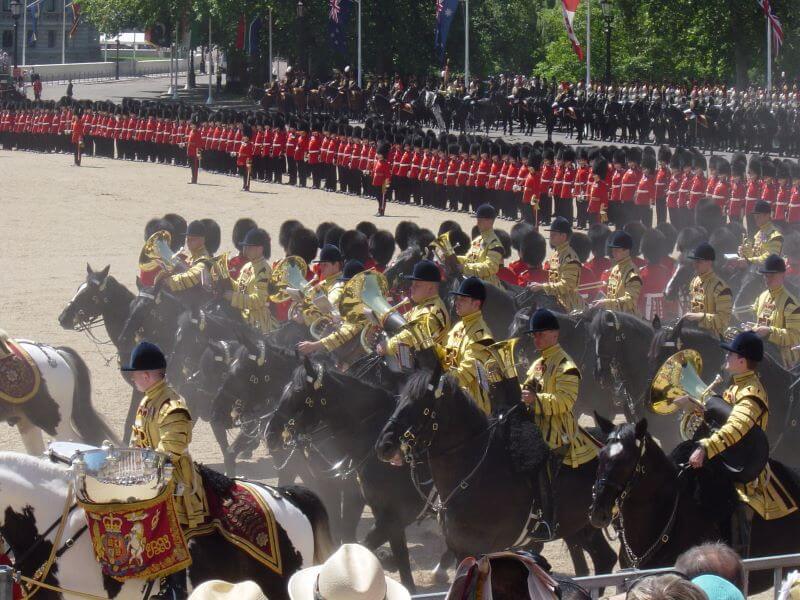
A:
86;263;93;275
594;412;615;436
634;418;648;439
603;310;615;328
99;265;110;280
652;315;661;331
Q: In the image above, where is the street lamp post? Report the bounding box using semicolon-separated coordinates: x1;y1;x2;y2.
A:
600;0;613;86
115;35;120;80
10;0;21;69
296;0;305;77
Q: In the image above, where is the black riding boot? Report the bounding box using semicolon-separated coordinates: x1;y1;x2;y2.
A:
530;465;555;542
153;569;187;600
731;504;754;558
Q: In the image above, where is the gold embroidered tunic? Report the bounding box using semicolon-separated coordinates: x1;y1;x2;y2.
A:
689;271;733;336
600;256;642;315
698;371;796;520
385;294;450;355
229;256;275;334
441;311;494;415
755;285;800;368
741;222;783;264
541;242;584;312
167;246;211;292
131;379;209;529
522;344;597;468
457;230;505;287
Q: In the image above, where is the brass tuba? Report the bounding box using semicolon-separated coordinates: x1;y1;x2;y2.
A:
649;349;721;441
139;230;182;274
485;337;521;383
428;231;455;263
268;256;310;303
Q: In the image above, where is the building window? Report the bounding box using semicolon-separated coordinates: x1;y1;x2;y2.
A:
2;0;9;12
1;30;12;48
48;29;55;47
47;0;55;12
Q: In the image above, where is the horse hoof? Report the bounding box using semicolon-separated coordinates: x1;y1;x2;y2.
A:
432;564;450;585
374;547;398;572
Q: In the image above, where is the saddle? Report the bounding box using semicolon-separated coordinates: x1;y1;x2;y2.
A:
0;338;42;404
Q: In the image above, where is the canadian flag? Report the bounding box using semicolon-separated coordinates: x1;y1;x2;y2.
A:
561;0;584;61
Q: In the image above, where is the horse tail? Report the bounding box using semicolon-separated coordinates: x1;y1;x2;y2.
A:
281;485;334;565
56;347;120;446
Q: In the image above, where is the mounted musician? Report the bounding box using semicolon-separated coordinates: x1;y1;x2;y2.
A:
520;309;598;541
452;204;505;287
682;242;733;336
752;254;800;368
166;220;212;292
672;331;797;555
591;230;642;315
730;200;783;268
525;217;584;312
296;260;370;368
376;259;450;361
221;227;275;334
440;277;495;415
293;244;344;328
124;341;208;600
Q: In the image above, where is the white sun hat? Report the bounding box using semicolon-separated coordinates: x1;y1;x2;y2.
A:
188;580;268;600
288;543;410;600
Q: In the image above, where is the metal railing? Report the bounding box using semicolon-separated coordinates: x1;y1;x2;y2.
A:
411;552;800;600
0;565;12;600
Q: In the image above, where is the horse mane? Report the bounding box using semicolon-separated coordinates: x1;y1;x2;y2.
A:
0;452;70;504
588;309;653;340
648;322;717;363
401;370;488;427
196;463;235;496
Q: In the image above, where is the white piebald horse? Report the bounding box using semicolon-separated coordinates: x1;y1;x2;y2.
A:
0;451;333;600
0;331;119;455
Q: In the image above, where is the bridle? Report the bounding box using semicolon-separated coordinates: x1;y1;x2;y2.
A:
594;314;640;419
591;432;684;568
63;280;117;365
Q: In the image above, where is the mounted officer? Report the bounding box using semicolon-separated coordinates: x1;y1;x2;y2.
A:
682;242;733;336
753;254;800;368
733;200;783;268
591;231;642;315
222;227;275;334
376;259;450;361
123;341;208;600
453;204;505;287
440;277;494;415
167;219;212;292
525;217;583;312
675;331;797;556
521;309;598;541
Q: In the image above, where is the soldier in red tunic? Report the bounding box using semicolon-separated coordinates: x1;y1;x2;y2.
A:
235;125;254;191
371;142;392;217
184;117;204;184
68;107;84;166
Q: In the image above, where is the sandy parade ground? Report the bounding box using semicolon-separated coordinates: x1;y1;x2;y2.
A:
0;147;614;593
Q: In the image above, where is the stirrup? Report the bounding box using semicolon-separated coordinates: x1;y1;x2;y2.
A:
528;519;555;543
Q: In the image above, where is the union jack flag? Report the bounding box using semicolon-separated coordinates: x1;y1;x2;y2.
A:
756;0;784;54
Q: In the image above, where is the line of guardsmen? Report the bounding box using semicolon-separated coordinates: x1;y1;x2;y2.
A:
4;98;800;231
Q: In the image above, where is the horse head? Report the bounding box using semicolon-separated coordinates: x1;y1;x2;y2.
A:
590;309;624;388
58;264;112;331
588;415;650;529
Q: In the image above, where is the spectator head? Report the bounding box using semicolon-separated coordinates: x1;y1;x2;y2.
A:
691;574;744;600
626;574;706;600
675;542;744;592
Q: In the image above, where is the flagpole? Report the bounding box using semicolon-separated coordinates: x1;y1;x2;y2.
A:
61;0;65;63
173;25;179;99
766;13;772;93
268;7;273;84
464;0;469;87
585;0;590;89
357;0;362;88
206;15;213;104
22;0;26;66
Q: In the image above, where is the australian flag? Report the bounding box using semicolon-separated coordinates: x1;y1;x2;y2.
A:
329;0;352;54
434;0;459;61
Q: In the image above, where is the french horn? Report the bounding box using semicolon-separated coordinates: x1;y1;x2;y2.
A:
139;230;182;274
428;231;456;263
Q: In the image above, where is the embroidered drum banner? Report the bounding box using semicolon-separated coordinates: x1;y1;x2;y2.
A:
80;482;191;581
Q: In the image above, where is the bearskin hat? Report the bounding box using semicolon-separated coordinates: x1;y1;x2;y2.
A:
562;147;576;163
577;147;590;162
232;218;258;251
569;232;592;263
283;227;316;264
657;145;672;164
716;159;731;178
144;218;173;242
438;220;463;236
640;229;667;264
642;154;657;173
495;229;513;259
200;219;222;255
655;222;678;255
340;230;371;263
732;159;746;179
511;222;535;251
395;220;420;251
692;152;707;171
625;146;642;165
761;158;776;179
315;222;338;249
279;220;304;252
450;229;471;256
747;156;763;177
593;157;609;180
520;230;547;266
777;160;792;181
411;228;435;250
162;213;187;252
543;148;555;162
587;223;611;258
323;224;346;248
369;230;396;267
612;148;626;166
356;221;379;239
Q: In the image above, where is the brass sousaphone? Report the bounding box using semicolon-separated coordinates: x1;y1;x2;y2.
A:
139;230;183;275
650;349;769;483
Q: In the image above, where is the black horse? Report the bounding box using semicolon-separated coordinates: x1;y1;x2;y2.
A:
589;416;800;592
272;359;438;591
375;369;617;576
